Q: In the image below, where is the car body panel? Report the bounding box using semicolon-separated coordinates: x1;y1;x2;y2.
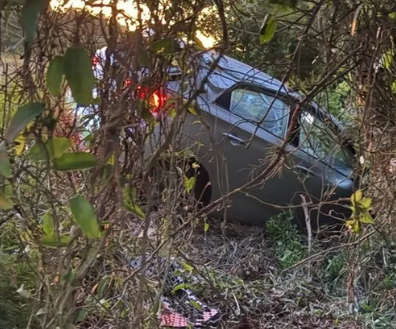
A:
180;91;354;227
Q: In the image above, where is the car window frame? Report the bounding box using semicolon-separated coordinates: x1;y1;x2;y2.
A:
294;105;356;175
215;84;294;140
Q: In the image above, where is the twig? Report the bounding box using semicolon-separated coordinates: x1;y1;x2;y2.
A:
300;194;312;280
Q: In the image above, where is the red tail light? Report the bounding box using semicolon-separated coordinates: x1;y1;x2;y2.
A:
122;81;167;114
135;85;166;113
151;89;166;113
92;55;100;66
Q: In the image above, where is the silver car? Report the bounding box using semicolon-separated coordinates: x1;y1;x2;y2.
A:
91;48;356;229
162;52;355;229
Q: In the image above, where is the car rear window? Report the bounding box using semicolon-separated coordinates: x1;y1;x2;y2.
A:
229;89;290;138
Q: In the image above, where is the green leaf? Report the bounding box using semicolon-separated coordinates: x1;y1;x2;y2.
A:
150;39;179;55
64;47;95;106
47;56;65;96
123;187;145;219
99;299;110;309
0;191;13;210
69;195;100;239
21;0;47;44
42;211;54;236
14;134;27;156
172;283;192;294
170;109;177;119
259;15;277;45
187;106;198;115
97;276;111;299
53;152;97;171
30;137;71;161
359;212;375;224
204;222;210;232
0;144;12;178
173;269;182;276
346;219;360;234
382;50;394;70
77;308;91;322
351;190;363;206
190;300;202;311
280;249;293;262
184;176;196;193
40;234;72;248
359;197;372;209
107;153;115;165
389;12;396;19
5;103;45;143
181;262;194;272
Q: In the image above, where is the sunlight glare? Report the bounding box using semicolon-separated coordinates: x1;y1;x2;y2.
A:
50;0;215;48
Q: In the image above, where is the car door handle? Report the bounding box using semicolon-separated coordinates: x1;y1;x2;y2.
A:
223;132;246;145
294;165;316;176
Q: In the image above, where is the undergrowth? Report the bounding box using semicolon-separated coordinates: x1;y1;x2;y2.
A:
2;208;396;328
0;221;39;329
265;211;306;269
187;213;396;328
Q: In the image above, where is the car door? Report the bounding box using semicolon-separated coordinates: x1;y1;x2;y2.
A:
188;86;310;225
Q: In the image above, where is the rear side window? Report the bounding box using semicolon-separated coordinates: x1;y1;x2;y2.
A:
229;89;290;138
299;111;354;175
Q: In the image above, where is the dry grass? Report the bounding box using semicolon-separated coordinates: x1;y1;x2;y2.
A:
185;218;362;329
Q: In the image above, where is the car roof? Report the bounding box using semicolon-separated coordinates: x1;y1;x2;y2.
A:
196;51;343;130
199;51;288;94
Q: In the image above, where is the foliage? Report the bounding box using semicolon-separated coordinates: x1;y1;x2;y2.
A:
265;211;306;269
347;190;374;234
314;80;355;123
20;0;47;44
1;0;396;327
0;222;39;328
226;0;320;80
46;56;65;96
70;195;101;239
63;47;95;106
259;14;277;45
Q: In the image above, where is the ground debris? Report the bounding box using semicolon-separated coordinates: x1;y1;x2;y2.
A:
187;219;362;329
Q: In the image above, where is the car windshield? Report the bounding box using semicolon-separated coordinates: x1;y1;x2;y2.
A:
229;89;290;138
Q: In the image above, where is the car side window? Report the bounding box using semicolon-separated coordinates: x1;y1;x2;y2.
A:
229;89;290;138
299;111;354;174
